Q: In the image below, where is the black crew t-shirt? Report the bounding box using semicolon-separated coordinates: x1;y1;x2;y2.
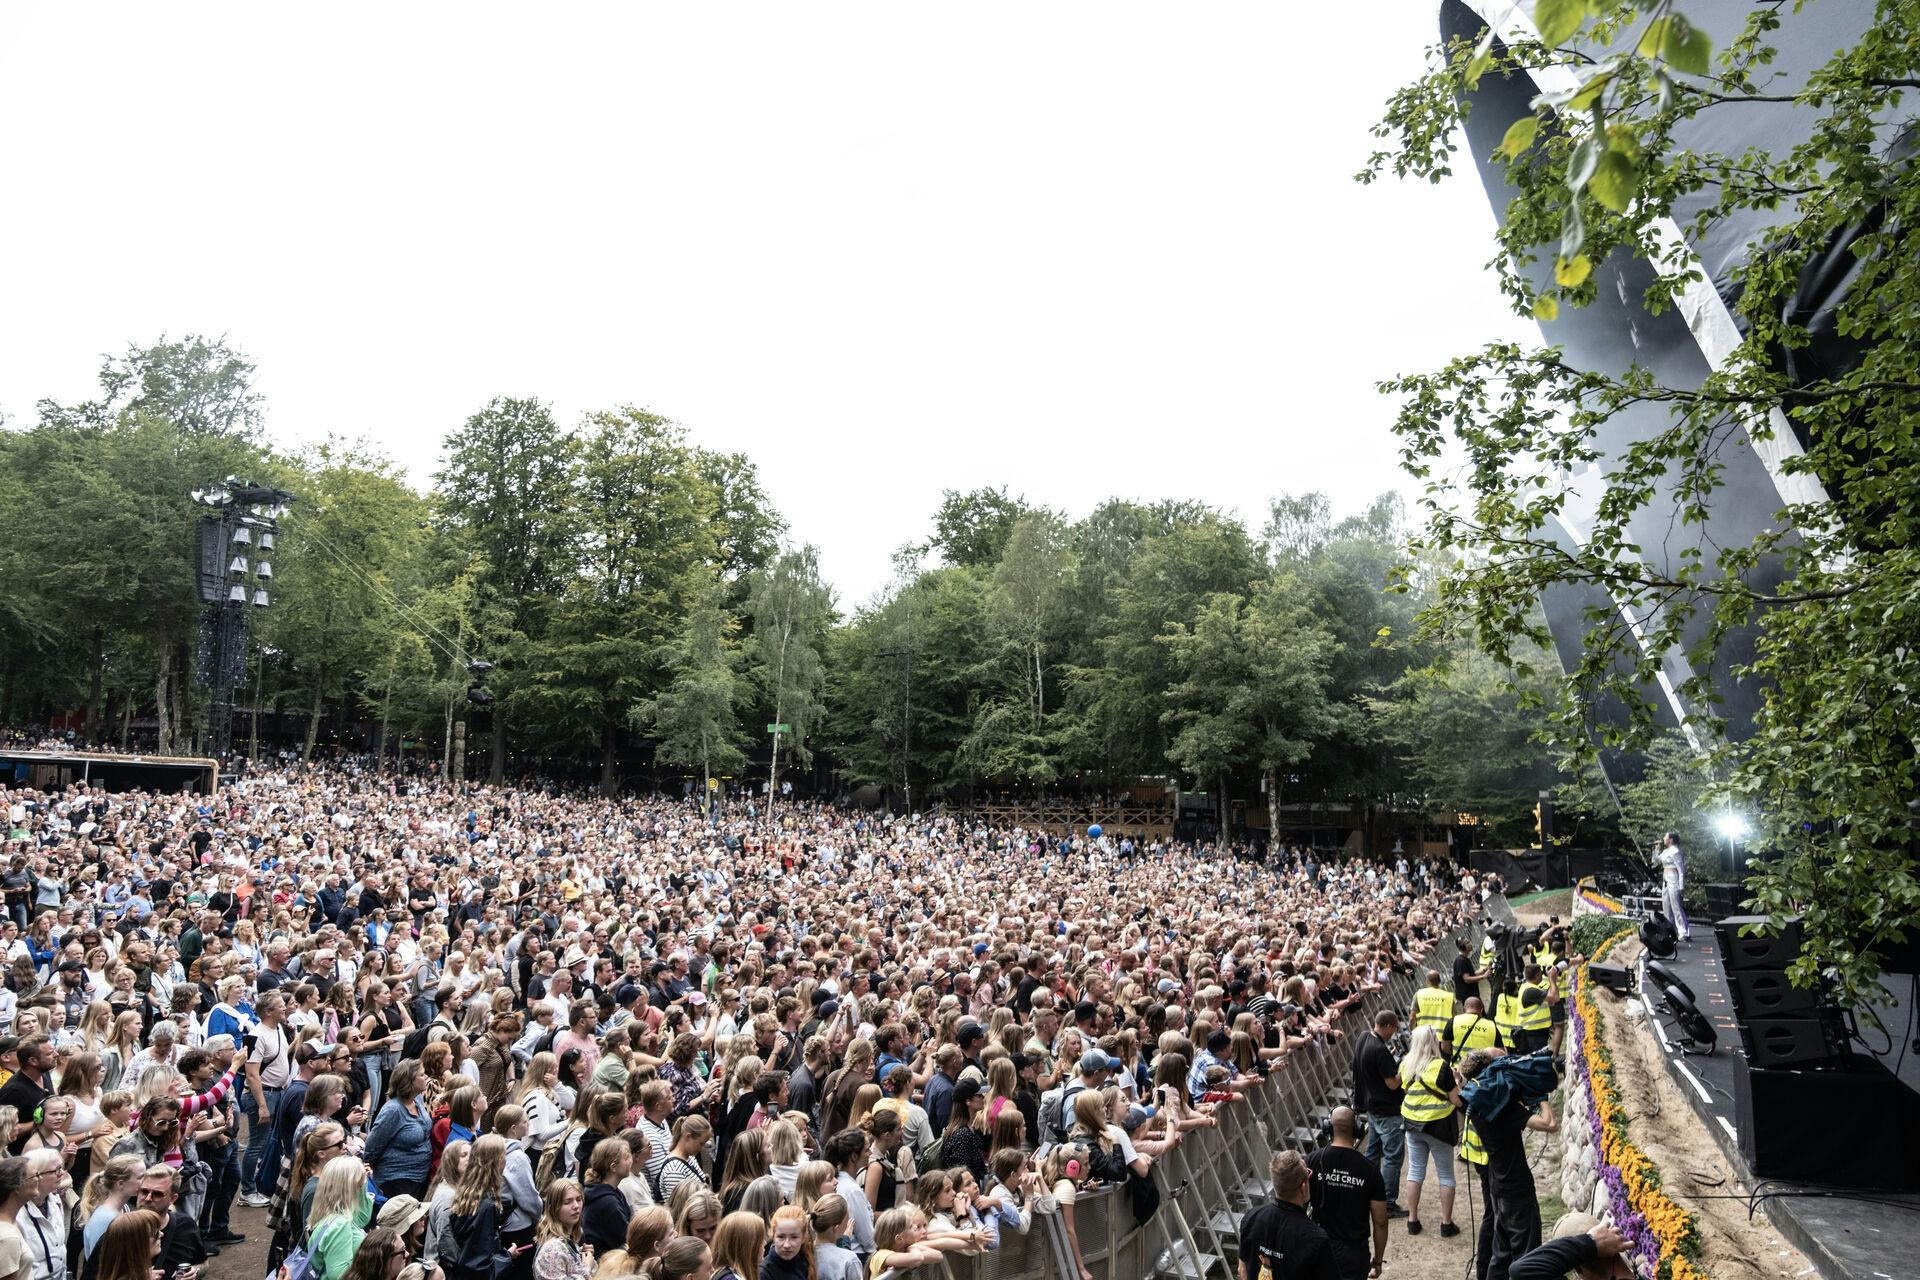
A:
1304;1143;1384;1247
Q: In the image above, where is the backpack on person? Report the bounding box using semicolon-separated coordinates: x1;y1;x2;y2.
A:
1038;1081;1084;1145
534;1124;581;1192
401;1016;454;1062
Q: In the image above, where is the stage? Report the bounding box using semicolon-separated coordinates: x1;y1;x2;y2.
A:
1632;925;1920;1280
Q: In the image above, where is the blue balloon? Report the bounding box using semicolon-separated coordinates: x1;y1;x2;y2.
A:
1087;824;1103;839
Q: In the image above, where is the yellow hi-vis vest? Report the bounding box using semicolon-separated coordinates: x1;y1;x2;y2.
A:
1461;1114;1487;1166
1400;1059;1455;1127
1479;936;1498;969
1518;982;1552;1032
1494;992;1523;1046
1412;986;1454;1032
1448;1011;1498;1055
1534;942;1556;971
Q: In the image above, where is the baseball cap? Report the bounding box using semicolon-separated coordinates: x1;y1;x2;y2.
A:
1078;1049;1110;1075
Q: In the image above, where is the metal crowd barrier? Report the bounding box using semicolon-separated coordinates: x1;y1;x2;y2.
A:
920;921;1475;1280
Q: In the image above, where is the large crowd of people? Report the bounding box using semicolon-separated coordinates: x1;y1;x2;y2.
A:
0;757;1497;1280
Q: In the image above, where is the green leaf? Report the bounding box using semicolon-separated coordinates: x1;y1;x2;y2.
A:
1533;295;1561;321
1497;115;1541;160
1556;253;1593;287
1566;136;1602;192
1589;147;1638;211
1561;200;1586;257
1534;0;1584;46
1465;29;1496;88
1639;14;1712;75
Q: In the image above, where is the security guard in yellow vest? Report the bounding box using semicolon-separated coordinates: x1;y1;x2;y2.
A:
1445;996;1498;1058
1397;1030;1461;1235
1456;1048;1495;1274
1411;969;1454;1033
1513;965;1553;1053
1493;981;1523;1049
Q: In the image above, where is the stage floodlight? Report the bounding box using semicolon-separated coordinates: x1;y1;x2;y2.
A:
252;589;269;608
1646;960;1696;1006
255;561;272;580
231;526;251;547
1716;812;1750;841
229;556;248;577
227;584;246;604
260;532;275;551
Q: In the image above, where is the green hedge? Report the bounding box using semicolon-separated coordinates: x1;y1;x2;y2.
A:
1570;913;1636;957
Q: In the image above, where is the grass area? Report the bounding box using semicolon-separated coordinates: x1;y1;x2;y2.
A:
1510;887;1572;914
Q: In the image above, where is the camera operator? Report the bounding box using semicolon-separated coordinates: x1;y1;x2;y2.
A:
1510;1214;1632;1280
1458;1048;1558;1280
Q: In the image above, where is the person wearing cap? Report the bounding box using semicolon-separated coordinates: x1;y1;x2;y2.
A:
938;1077;988;1185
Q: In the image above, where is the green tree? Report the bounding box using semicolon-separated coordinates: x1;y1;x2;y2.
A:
929;487;1032;569
531;408;717;792
749;545;834;798
261;441;427;760
1367;1;1920;1006
435;397;576;782
641;569;748;807
1161;578;1343;838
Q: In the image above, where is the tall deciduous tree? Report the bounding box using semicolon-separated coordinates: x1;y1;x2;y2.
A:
749;545;834;798
642;569;748;807
435;397;576;783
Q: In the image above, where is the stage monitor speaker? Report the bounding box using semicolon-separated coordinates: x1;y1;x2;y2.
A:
1661;986;1717;1052
1716;915;1803;970
1588;962;1633;994
1739;1016;1835;1068
1645;960;1695;1005
1729;970;1819;1018
1735;1053;1920;1188
1640;915;1678;959
1703;883;1742;921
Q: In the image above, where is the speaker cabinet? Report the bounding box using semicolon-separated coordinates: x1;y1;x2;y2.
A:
1587;962;1632;994
1716;915;1803;970
1704;883;1742;920
1735;1053;1920;1188
1729;971;1819;1018
1739;1016;1835;1068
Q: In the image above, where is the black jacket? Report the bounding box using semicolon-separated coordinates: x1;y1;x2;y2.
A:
581;1183;632;1254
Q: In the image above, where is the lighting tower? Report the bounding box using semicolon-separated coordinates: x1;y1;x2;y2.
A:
193;478;294;760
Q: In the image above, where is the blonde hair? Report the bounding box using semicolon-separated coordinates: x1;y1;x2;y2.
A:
873;1204;927;1253
710;1211;766;1280
449;1134;507;1216
791;1160;835;1213
537;1178;583;1246
309;1156;368;1226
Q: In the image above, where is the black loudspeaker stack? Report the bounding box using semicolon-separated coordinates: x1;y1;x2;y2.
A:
1702;882;1741;922
1715;915;1836;1069
1733;1052;1920;1188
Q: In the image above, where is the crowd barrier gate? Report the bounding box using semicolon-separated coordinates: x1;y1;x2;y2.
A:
900;922;1474;1280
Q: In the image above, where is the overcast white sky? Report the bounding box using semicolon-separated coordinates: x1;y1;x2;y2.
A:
0;4;1530;606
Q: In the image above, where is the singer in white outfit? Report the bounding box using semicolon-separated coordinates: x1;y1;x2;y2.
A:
1658;832;1690;941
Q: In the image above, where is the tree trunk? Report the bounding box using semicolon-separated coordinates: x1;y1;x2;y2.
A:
155;647;173;754
1267;771;1281;854
85;630;105;742
453;717;467;783
0;664;15;727
119;695;133;750
170;641;191;750
700;725;711;820
442;697;454;780
377;662;395;765
302;668;325;762
600;720;618;797
1217;774;1229;846
490;712;506;784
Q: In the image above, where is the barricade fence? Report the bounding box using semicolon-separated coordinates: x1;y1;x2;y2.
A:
917;920;1476;1280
